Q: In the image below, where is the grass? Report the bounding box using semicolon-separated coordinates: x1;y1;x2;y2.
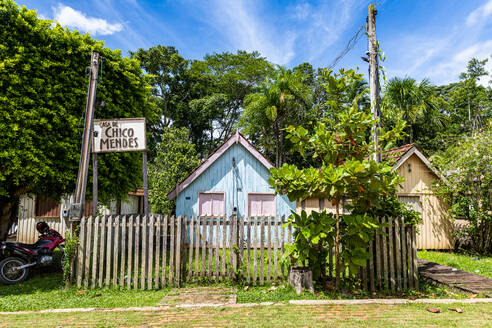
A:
418;250;492;279
236;279;467;303
0;273;170;312
2;303;492;327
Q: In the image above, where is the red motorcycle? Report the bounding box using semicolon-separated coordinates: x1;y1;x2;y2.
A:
0;222;65;284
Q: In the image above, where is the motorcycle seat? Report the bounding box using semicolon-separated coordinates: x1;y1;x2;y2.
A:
12;242;37;250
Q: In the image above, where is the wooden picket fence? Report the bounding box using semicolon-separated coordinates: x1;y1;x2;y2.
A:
73;215;418;291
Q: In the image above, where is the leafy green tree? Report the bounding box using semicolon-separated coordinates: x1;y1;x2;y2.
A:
130;46;208;158
239;67;312;168
149;127;200;215
432;125;492;254
447;58;491;136
190;51;274;152
268;69;409;287
0;0;152;239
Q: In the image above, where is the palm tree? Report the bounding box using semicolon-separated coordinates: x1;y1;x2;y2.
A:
383;77;441;143
240;67;312;167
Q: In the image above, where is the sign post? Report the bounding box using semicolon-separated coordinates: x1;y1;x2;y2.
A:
92;118;148;215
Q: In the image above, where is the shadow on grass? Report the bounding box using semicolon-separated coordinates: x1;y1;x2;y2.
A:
0;271;64;297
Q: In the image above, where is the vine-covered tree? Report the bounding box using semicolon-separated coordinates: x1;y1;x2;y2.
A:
0;0;153;239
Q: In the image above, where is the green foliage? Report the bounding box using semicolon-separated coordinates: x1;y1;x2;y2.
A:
432;126;492;254
149;127;200;214
0;0;152;236
268;68;411;285
132;47;273;157
62;231;78;285
239;66;313;168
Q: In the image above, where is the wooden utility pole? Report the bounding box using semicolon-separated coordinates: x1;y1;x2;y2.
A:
368;4;381;162
72;52;100;218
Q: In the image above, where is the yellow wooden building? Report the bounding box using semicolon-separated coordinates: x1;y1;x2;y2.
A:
297;144;453;250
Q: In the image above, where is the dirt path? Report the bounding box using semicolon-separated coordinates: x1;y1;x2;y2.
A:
159;286;237;306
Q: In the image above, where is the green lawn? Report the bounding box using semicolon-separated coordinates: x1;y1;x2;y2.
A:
0;274;170;312
2;303;492;327
0;271;467;312
418;250;492;279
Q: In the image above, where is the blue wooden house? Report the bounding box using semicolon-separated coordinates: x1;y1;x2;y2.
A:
168;131;295;218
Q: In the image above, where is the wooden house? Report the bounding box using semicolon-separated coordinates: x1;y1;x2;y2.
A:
168;131;296;218
15;191;145;243
297;144;453;250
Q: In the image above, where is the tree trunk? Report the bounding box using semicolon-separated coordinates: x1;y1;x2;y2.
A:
275;122;280;168
0;197;19;241
335;201;340;288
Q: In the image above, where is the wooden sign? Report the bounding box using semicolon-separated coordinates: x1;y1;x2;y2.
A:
92;118;146;153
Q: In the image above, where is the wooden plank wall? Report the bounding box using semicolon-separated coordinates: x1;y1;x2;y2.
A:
74;215;418;291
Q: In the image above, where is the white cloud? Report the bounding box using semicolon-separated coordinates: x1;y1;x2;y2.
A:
190;0;360;66
53;4;123;36
205;0;295;65
466;0;492;26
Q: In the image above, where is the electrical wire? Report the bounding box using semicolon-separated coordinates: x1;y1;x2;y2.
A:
327;24;366;70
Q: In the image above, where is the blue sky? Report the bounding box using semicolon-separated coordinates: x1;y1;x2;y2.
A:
16;0;492;85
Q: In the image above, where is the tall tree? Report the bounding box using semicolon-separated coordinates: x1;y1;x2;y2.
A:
189;51;274;153
132;48;273;157
239;67;312;168
448;58;491;136
0;0;152;239
382;77;440;144
149;127;200;215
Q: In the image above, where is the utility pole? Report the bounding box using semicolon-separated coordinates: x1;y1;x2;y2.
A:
71;52;100;218
368;4;381;162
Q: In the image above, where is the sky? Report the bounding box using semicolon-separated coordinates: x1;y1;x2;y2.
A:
16;0;492;86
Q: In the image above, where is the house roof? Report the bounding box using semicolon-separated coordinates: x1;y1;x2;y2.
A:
384;143;447;182
167;131;274;200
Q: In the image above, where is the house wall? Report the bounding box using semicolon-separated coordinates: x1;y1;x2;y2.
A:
295;154;453;250
176;143;295;218
16;194;142;243
396;154;453;249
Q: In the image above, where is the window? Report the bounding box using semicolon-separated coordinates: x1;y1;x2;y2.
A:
248;193;275;216
198;192;225;216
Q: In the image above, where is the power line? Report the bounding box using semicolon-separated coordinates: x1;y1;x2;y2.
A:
327;24;365;70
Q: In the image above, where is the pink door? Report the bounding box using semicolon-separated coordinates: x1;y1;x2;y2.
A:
248;194;275;216
198;193;225;216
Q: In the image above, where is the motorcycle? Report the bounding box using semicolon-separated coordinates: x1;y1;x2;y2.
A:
0;222;65;285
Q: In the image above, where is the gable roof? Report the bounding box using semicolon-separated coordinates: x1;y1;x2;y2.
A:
167;131;274;200
384;143;447;182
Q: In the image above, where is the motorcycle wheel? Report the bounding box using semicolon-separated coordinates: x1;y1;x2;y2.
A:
0;257;29;285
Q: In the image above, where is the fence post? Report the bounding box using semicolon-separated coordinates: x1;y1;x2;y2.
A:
113;215;119;288
175;216;182;286
162;215;168;287
148;215;154;290
412;225;419;289
76;217;86;288
169;216;175;286
127;215;134;290
154;215;161;289
84;216;92;289
260;216;265;285
92;216;99;289
105;216;113;287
